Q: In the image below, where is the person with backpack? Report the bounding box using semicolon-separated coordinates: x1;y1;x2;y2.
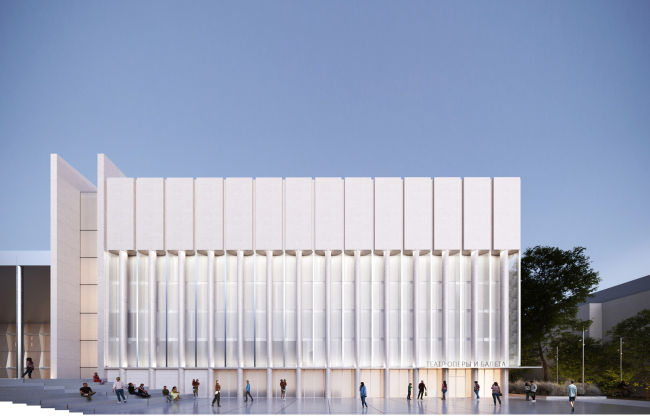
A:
474;381;480;399
530;380;537;401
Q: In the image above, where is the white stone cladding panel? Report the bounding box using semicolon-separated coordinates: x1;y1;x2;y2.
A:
255;178;283;251
106;178;135;251
136;178;164;251
225;178;253;251
51;154;96;379
463;177;492;251
374;178;403;251
285;178;312;251
493;177;521;251
404;177;432;251
433;177;462;251
80;193;97;231
344;178;374;252
165;178;194;251
195;178;224;251
315;178;344;251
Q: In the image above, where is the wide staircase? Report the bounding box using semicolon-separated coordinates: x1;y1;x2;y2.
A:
0;378;193;414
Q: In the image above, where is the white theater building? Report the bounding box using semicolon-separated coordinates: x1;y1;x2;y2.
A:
48;154;521;400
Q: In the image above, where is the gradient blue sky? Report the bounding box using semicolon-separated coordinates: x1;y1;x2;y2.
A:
1;1;648;291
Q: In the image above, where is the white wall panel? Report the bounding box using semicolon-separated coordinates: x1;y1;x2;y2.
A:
255;178;283;251
165;178;194;251
463;178;491;251
136;178;164;251
374;178;403;251
315;178;344;251
493;177;521;251
225;178;253;251
285;178;312;251
107;178;135;250
195;178;224;251
404;177;432;251
433;178;462;251
344;178;374;252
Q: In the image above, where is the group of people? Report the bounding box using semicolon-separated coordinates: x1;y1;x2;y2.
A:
406;380;429;400
524;380;538;401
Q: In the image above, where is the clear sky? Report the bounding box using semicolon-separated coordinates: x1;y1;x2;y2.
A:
1;1;648;291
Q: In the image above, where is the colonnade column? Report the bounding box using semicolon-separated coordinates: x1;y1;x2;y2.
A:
325;250;331;399
354;250;361;397
119;250;128;378
207;250;215;397
148;251;157;388
178;251;186;393
471;250;478;387
383;250;390;398
296;250;303;399
500;250;509;401
441;250;449;385
237;250;244;401
413;250;419;390
266;250;273;398
16;265;22;378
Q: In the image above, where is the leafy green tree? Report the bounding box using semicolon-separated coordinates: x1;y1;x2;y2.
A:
521;246;600;381
607;309;650;400
548;332;605;383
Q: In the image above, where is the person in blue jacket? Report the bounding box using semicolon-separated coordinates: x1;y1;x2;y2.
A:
245;380;253;402
359;382;368;408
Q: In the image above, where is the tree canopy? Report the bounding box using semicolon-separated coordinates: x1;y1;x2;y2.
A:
607;309;650;399
521;246;600;381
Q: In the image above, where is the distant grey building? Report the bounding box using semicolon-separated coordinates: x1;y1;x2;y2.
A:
578;275;650;341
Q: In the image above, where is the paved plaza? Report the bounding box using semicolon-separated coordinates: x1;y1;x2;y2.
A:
89;396;650;415
2;379;650;415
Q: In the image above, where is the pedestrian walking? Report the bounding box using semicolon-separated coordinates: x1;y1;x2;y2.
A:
245;380;253;402
407;382;412;400
280;379;286;399
441;381;447;400
418;380;427;399
530;380;537;401
79;383;96;400
359;382;368;408
21;357;34;379
568;380;577;412
491;382;502;406
524;382;530;401
211;380;221;407
112;377;127;404
474;381;480;399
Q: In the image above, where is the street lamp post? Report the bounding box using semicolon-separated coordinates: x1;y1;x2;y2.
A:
620;337;623;382
582;330;585;385
556;346;559;384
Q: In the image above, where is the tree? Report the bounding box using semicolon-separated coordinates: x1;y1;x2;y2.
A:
521;246;600;381
548;332;605;383
607;309;650;400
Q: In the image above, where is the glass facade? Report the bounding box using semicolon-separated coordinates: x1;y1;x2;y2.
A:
106;250;520;370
